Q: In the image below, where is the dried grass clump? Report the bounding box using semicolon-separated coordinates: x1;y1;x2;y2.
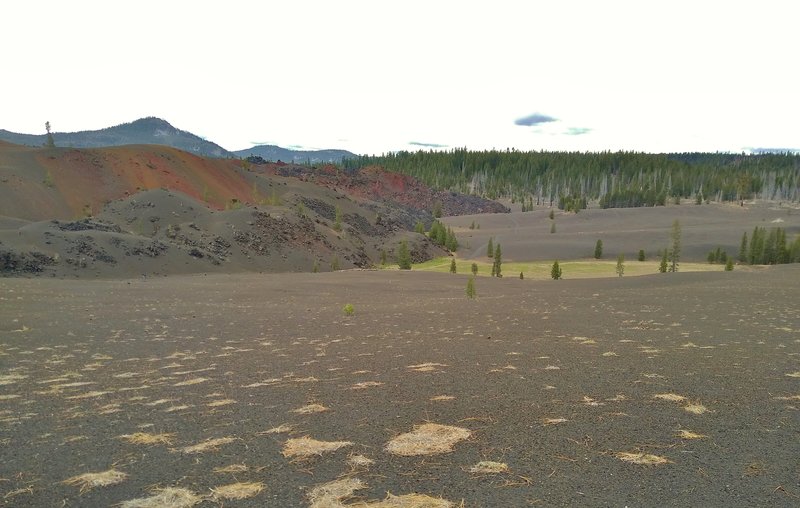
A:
309;477;365;508
282;436;353;458
357;493;454;507
308;478;453;508
65;390;111;399
348;454;375;467
207;399;236;407
173;377;208;386
118;432;174;445
430;395;455;401
211;482;264;500
386;423;471;456
259;424;294;435
350;381;384;390
213;464;249;474
677;430;707;439
63;469;127;492
180;437;235;454
469;461;509;474
785;371;800;378
653;393;686;402
616;452;670;465
543;418;568;425
119;487;202;508
0;373;27;385
683;403;710;414
406;362;448;372
292;403;329;414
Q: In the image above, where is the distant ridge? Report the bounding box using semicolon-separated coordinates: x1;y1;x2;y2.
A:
234;145;358;164
0;117;233;158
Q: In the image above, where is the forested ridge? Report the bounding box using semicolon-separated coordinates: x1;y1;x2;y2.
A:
343;150;800;208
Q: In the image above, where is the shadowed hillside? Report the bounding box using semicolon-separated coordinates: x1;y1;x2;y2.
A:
0;141;505;277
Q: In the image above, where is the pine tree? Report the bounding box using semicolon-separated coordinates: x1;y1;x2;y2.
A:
397;240;412;270
331;256;340;271
549;209;554;220
471;262;478;276
433;201;443;218
333;206;343;232
594;239;603;259
487;237;494;258
659;249;668;273
725;258;734;271
465;276;476;299
449;258;457;274
638;249;646;262
551;260;562;280
45;121;55;148
738;232;748;263
669;220;681;272
312;260;319;273
616;254;625;277
519;271;524;280
380;249;387;266
414;221;425;234
493;244;502;277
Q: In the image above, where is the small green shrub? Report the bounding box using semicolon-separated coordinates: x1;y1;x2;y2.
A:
343;303;355;316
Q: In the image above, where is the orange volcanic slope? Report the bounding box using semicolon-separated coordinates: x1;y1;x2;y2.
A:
0;141;258;221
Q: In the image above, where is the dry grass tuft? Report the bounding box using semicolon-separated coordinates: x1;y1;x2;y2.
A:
543;418;568;425
259;424;294;435
469;461;509;474
615;452;670;465
0;374;28;385
214;464;249;474
118;432;175;445
207;399;236;407
677;430;707;439
308;477;365;508
785;371;800;378
282;436;353;458
386;423;471;456
180;437;235;454
211;482;264;500
173;377;208;386
774;394;800;401
653;393;686;402
430;395;455;401
119;487;202;508
357;493;454;507
348;454;375;467
63;469;127;492
406;362;448;372
683;403;710;414
350;381;384;390
291;403;329;414
65;390;111;399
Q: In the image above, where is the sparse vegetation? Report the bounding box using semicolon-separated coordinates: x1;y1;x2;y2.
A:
397;240;412;270
466;276;476;299
594;239;603;259
551;260;562;280
471;262;478;275
550;222;556;234
487;237;494;258
449;258;456;273
343;303;354;316
616;253;624;277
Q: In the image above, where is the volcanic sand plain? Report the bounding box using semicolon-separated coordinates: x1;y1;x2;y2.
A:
1;264;799;507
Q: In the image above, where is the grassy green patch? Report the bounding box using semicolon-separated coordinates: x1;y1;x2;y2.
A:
412;258;728;280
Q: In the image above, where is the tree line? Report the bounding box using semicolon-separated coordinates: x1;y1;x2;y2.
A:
342;149;800;207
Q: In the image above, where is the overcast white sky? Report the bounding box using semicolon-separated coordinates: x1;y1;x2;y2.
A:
4;1;798;155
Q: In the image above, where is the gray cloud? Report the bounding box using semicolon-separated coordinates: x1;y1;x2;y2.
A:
565;127;592;136
409;141;449;148
514;113;558;126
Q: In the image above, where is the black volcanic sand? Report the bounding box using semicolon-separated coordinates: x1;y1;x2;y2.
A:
1;268;799;506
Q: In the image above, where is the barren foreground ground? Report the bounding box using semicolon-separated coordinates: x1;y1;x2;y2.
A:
1;268;799;507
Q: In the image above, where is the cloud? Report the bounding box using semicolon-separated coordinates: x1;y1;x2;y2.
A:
409;141;449;148
565;127;592;135
514;113;558;127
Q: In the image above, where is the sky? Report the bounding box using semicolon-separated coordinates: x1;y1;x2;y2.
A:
4;1;798;155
